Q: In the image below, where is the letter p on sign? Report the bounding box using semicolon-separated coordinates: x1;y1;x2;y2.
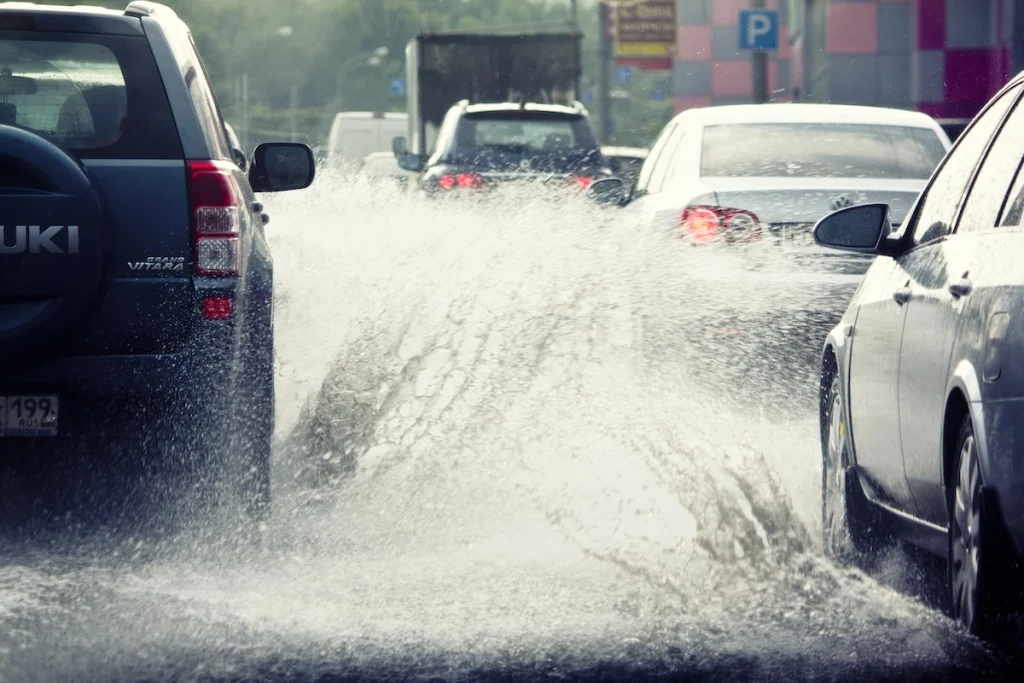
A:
738;9;779;51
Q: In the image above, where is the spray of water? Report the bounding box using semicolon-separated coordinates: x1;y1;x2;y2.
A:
0;173;999;682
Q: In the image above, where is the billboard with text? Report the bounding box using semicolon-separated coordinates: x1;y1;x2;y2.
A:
613;0;677;70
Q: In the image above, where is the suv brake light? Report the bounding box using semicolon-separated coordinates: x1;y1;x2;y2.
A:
438;172;485;190
678;205;761;245
570;176;593;190
188;160;243;276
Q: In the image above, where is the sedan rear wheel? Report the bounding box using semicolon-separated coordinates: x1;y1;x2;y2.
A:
949;415;1002;636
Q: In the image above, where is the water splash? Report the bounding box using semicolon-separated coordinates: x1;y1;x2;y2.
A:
0;173;997;682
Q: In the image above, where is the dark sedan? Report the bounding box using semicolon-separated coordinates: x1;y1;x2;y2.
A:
814;72;1024;638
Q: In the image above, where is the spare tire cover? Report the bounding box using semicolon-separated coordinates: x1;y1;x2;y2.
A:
0;125;109;370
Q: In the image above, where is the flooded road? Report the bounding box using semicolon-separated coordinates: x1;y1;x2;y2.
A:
0;177;1014;682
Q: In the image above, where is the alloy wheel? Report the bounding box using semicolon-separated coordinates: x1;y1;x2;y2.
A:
951;431;983;632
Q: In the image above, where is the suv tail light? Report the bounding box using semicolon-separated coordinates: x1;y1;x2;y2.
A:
569;176;593;190
188;160;243;276
438;172;485;190
678;205;762;245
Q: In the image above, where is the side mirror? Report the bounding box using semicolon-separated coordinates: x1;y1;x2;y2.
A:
249;142;315;193
586;177;627;206
392;136;408;156
813;203;891;254
397;152;424;173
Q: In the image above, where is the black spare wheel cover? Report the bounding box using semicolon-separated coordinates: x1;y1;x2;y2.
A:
0;125;109;370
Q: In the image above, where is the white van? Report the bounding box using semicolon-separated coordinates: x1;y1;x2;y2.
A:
326;112;408;170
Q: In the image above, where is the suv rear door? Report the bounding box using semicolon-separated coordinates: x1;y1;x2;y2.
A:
0;20;192;362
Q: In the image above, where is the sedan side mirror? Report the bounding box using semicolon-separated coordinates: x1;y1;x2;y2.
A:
396;152;425;173
586;177;627;206
392;136;408;156
249;142;315;192
813;203;892;254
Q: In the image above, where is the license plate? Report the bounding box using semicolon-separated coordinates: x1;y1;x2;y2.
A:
0;395;59;437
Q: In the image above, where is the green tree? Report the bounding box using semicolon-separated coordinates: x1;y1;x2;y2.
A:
40;0;669;147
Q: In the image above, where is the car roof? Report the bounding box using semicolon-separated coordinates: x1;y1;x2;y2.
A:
602;145;648;157
0;1;120;16
680;103;942;129
0;2;176;35
333;112;407;120
363;152;395;161
463;102;583;116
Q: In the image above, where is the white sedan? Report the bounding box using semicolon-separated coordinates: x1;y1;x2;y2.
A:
597;103;952;297
589;103;954;382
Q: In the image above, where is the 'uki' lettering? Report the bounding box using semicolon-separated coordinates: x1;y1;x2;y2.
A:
0;225;80;254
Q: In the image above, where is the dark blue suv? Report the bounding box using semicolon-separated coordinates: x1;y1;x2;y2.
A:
399;101;611;195
0;1;313;522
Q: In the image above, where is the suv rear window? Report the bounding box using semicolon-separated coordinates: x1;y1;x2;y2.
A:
455;112;598;154
700;123;947;179
0;33;181;159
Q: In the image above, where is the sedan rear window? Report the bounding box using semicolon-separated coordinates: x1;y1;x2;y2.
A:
0;34;181;159
700;123;947;179
455;112;599;154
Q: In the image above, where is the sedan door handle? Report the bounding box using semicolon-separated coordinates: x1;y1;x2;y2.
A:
893;287;912;305
949;278;973;298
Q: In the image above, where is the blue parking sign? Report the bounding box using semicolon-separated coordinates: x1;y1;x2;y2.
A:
738;9;779;51
390;78;406;97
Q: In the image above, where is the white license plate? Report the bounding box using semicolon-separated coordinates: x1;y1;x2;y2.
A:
0;395;59;437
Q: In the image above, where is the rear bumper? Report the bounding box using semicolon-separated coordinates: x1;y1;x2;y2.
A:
2;321;238;394
0;322;258;452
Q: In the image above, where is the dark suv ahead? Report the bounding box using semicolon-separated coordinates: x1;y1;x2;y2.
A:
0;1;314;521
399;101;611;195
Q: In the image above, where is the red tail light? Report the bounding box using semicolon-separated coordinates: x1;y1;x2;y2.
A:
438;173;485;190
678;205;761;245
202;296;233;320
188;160;243;276
570;176;593;190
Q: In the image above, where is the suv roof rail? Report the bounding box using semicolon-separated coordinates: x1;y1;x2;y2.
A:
572;100;588;114
456;99;470;109
124;1;176;19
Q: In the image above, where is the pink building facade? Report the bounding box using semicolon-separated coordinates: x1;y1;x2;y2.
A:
672;0;1018;120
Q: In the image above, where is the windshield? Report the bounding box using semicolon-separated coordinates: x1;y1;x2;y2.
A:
0;35;179;158
0;40;122;145
700;123;948;179
454;112;599;155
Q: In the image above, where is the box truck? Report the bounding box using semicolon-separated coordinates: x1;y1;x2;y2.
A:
394;31;583;159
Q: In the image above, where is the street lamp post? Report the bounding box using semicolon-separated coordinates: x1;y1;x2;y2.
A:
277;26;297;142
334;46;389;110
240;25;296;151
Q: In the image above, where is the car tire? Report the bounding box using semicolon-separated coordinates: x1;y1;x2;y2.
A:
822;374;886;564
948;414;1005;636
